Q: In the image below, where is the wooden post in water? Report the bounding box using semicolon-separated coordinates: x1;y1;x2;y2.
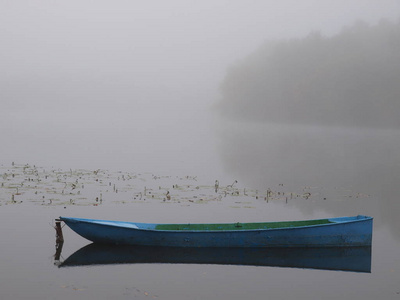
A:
55;219;64;243
54;239;64;264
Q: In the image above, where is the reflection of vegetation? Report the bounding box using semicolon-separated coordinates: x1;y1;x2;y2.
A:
218;20;400;129
216;21;400;240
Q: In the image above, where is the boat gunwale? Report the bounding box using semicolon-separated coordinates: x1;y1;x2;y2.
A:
59;215;372;233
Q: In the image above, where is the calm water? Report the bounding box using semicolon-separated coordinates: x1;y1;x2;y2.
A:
1;124;400;299
0;163;399;299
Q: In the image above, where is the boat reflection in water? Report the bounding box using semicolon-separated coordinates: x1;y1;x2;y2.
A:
58;243;371;273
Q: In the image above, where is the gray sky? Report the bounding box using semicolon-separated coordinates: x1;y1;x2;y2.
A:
1;0;399;174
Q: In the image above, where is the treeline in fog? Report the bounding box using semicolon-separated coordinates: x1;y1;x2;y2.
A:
218;20;400;129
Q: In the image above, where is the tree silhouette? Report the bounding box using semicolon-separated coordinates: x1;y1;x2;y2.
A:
219;20;400;129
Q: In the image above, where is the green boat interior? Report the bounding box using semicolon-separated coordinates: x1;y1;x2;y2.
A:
154;219;334;231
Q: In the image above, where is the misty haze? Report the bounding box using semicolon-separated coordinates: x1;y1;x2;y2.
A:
217;20;400;184
1;1;400;299
219;21;400;129
216;21;400;244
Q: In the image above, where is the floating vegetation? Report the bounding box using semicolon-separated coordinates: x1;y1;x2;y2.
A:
0;162;370;207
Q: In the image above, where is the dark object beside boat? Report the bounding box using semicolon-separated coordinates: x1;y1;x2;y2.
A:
59;215;372;247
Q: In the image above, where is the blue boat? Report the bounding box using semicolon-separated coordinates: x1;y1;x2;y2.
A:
59;244;372;273
59;215;372;247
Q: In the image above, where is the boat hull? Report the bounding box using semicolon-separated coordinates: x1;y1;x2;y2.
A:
60;215;372;247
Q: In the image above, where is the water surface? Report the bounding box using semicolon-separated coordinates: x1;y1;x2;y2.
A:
0;159;399;299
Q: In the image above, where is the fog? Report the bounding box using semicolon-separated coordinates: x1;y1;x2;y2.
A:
217;20;400;185
218;21;400;129
1;0;399;179
215;19;400;237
